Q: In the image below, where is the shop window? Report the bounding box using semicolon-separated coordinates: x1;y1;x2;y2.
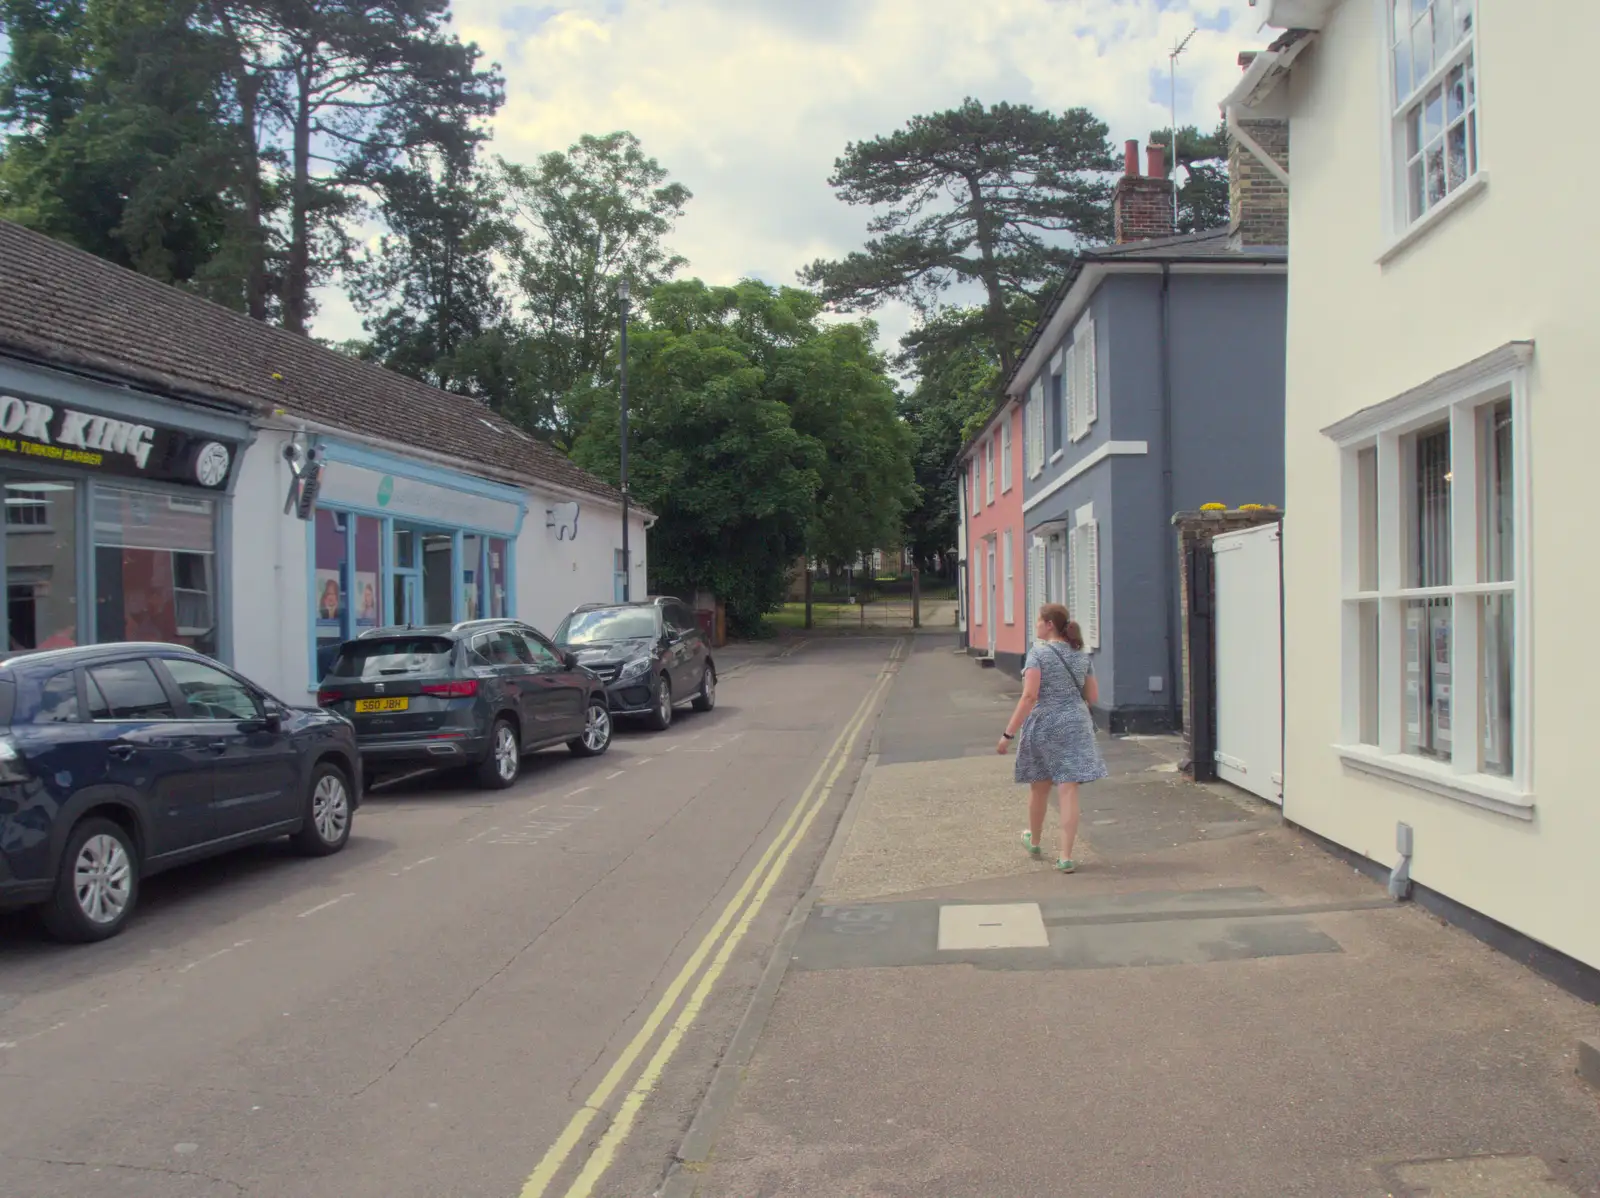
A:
313;508;349;680
353;515;382;633
420;533;453;624
93;485;216;657
463;533;483;619
6;479;79;652
487;538;509;618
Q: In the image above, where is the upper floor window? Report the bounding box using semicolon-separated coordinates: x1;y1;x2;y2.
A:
1000;415;1013;492
1025;380;1046;478
984;437;996;505
1048;355;1066;457
1389;0;1478;227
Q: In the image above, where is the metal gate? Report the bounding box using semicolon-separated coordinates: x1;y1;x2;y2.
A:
1212;522;1283;805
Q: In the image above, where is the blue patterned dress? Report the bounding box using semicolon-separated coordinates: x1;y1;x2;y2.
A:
1014;641;1108;785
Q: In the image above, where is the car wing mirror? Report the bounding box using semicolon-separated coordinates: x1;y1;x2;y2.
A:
562;650;579;669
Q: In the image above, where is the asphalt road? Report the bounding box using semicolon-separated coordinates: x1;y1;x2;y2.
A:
0;636;902;1198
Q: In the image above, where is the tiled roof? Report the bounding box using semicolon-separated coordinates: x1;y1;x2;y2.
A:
0;220;626;505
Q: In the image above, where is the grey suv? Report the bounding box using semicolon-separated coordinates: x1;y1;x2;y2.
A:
554;598;715;732
317;619;612;789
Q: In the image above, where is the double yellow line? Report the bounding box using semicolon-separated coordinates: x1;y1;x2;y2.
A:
519;642;902;1198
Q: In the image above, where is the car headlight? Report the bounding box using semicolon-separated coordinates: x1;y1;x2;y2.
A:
619;656;653;680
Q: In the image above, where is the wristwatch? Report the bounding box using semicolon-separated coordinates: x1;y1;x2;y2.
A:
1001;732;1015;740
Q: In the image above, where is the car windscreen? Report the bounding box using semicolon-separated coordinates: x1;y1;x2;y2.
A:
327;637;456;680
556;609;660;644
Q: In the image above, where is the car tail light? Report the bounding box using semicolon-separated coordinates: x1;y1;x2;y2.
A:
422;680;478;699
316;690;343;707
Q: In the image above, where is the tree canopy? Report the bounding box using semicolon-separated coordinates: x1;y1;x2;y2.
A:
801;97;1115;377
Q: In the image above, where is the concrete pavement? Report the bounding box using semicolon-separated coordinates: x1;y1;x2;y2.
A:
668;637;1600;1198
0;637;903;1198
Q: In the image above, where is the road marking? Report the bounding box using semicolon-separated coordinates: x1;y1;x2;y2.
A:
518;650;895;1198
663;745;678;754
464;827;498;844
564;786;593;797
297;893;355;919
633;757;654;767
178;939;253;972
605;770;626;780
559;664;890;1198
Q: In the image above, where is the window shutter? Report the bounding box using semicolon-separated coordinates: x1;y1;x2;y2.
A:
1002;530;1015;623
1082;319;1098;427
1062;344;1077;443
1027;539;1044;644
1084;519;1101;649
1001;418;1012;491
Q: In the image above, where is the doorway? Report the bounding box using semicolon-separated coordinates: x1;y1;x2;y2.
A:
390;526;454;627
986;540;997;657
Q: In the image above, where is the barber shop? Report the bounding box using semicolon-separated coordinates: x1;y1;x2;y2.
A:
0;355;250;659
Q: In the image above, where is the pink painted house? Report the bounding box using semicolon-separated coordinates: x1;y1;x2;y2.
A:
960;397;1027;672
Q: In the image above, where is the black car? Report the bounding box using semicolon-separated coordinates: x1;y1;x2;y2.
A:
316;619;612;790
0;643;360;943
554;597;716;731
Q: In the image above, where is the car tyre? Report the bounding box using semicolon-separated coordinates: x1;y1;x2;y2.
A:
569;696;613;757
644;674;673;731
476;717;522;789
692;664;717;712
291;762;354;857
40;816;140;943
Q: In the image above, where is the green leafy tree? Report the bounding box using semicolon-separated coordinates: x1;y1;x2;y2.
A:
203;0;505;333
0;0;264;307
351;142;511;396
896;306;1005;574
499;131;691;447
570;280;820;634
1149;123;1231;235
802;98;1116;377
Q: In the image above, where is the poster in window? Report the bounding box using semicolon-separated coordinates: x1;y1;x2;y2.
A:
354;571;378;629
315;569;344;628
1431;608;1452;753
1403;607;1424;744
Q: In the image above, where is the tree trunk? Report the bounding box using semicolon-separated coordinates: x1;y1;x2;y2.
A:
209;2;269;321
967;176;1013;379
284;51;314;335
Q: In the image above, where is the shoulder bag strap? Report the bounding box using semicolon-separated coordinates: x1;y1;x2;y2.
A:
1044;642;1086;698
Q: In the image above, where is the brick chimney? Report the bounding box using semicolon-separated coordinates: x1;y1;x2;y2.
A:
1227;56;1291;247
1112;139;1175;244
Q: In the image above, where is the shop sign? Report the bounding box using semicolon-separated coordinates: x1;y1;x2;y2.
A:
0;393;238;489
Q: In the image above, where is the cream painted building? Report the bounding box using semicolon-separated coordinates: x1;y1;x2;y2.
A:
1237;0;1598;972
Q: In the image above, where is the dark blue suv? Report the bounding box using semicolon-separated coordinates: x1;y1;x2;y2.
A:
0;643;362;942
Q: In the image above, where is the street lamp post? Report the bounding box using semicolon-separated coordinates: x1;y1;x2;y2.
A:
618;278;631;602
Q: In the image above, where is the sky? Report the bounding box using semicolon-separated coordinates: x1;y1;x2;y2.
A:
312;0;1270;350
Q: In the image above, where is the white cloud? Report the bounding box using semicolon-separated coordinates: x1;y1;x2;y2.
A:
311;0;1269;350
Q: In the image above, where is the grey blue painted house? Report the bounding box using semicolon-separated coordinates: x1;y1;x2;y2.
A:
1009;135;1289;732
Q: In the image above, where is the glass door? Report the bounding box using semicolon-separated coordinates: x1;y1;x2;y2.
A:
391;527;421;627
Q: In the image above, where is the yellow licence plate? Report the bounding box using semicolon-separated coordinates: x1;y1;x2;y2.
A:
355;697;409;713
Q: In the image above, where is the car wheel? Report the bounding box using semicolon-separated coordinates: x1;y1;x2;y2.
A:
291;763;354;857
40;816;139;943
569;697;613;757
692;664;717;712
644;674;673;731
476;717;522;789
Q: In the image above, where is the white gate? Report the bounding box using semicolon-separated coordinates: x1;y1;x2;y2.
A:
1213;523;1283;804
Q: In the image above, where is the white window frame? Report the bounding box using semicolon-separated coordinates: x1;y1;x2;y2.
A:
1026;534;1046;646
1324;342;1532;818
984;437;995;506
1002;529;1015;624
1069;315;1097;442
1378;0;1485;255
1050;349;1068;461
970;455;979;512
1068;503;1100;651
1000;413;1013;493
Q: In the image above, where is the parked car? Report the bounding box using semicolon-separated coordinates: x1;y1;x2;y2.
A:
553;597;715;731
316;619;611;790
0;643;360;943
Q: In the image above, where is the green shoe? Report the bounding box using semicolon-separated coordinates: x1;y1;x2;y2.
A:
1020;830;1042;857
1055;858;1077;873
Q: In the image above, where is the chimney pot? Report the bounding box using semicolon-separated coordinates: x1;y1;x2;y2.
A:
1147;144;1166;179
1123;140;1140;176
1238;50;1259;69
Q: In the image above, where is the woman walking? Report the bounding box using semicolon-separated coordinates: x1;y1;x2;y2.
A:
997;604;1107;873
